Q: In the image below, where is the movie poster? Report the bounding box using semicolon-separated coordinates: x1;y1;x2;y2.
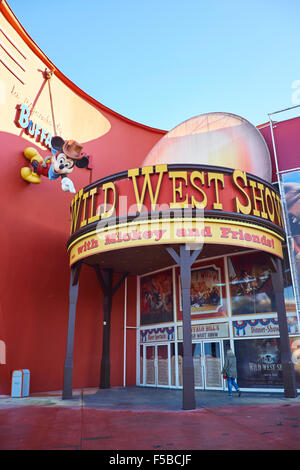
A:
228;252;276;316
179;264;224;315
281;171;300;311
140;270;173;325
235;337;300;388
190;265;222;313
234;338;282;388
176;259;227;320
281;170;300;238
290;336;300;387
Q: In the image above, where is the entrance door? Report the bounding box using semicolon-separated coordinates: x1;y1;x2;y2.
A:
203;341;223;389
145;345;156;385
144;344;170;387
178;341;223;390
192;343;204;389
157;344;169;386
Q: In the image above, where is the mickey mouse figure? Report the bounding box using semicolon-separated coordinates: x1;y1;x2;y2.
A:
20;136;89;194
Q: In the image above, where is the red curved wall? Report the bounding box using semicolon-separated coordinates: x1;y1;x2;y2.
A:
0;1;164;394
3;0;299;396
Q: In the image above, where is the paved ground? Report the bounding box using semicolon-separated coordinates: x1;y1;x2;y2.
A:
0;386;300;451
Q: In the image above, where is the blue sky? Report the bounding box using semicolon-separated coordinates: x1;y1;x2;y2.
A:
7;0;300;130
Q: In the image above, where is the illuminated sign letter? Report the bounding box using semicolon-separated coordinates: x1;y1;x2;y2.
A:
232;169;251;215
128;165;167;212
101;182;117;219
207;172;224;210
70;189;83;234
169;171;189;209
190;171;207;209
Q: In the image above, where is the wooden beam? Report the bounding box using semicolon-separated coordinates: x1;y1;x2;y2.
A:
113;271;129;296
62;263;82;400
271;257;297;398
92;265;106;292
167;245;201;409
100;269;113;388
92;266;129;389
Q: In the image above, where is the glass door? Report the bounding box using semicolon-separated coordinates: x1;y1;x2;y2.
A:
193;343;204;389
145;345;156;386
203;341;223;389
177;342;204;389
143;343;171;387
157;344;169;386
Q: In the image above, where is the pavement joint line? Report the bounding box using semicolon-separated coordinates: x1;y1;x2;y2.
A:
1;387;300;412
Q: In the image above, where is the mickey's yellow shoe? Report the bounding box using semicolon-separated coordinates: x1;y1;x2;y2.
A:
24;147;44;164
20;167;41;184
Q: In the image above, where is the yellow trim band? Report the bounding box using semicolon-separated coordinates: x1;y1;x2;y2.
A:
69;217;284;265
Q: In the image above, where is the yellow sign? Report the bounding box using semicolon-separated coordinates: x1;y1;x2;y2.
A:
68;218;284;265
70;167;284;236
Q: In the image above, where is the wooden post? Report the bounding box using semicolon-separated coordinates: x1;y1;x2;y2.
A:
167;245;201;410
62;263;82;400
100;268;113;389
93;266;128;389
271;257;297;398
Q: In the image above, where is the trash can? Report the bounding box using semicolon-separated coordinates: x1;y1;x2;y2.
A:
11;369;30;397
22;369;30;397
11;370;23;397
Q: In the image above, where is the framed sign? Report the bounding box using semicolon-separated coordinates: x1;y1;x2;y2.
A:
177;322;229;341
234;338;283;388
177;260;227;319
140;270;173;325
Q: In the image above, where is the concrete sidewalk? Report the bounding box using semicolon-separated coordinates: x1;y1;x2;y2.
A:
0;387;300;450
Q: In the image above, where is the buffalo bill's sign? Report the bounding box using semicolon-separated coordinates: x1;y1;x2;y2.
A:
67;164;285;265
16;104;53;149
177;322;229;340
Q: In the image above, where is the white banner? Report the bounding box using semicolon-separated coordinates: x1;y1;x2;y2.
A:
177;322;229;341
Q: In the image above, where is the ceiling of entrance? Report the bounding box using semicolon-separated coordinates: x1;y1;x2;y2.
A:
81;243;248;275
